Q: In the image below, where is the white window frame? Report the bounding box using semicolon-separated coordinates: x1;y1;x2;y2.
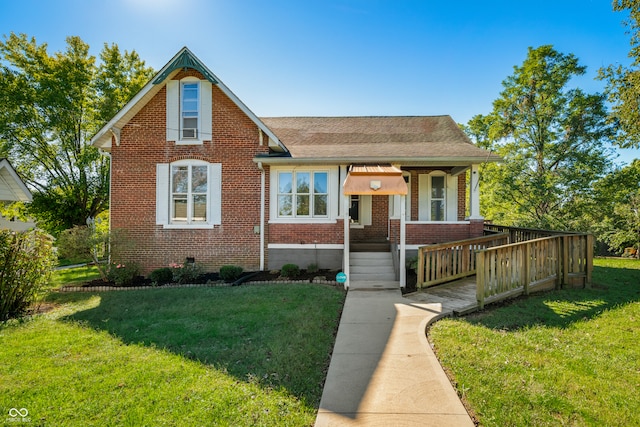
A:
180;81;200;140
418;172;458;222
270;166;339;223
156;160;222;229
171;160;209;224
166;77;212;145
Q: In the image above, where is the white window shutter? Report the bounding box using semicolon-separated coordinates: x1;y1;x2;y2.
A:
166;80;179;141
156;164;169;225
209;163;222;225
201;81;212;141
447;175;458;221
361;195;372;226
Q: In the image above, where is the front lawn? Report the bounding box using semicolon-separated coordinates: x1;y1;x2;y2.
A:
0;284;345;426
429;258;640;426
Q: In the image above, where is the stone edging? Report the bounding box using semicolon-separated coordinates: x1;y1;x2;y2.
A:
59;279;339;293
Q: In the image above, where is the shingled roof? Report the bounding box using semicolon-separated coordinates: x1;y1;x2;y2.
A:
259;116;500;164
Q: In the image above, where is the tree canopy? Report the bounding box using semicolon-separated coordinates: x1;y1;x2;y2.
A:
465;45;614;229
599;0;640;149
0;33;154;235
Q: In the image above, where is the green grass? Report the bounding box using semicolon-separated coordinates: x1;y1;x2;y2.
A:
0;284;345;426
50;265;102;288
429;258;640;427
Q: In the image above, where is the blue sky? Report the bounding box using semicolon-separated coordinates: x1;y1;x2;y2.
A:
1;0;638;163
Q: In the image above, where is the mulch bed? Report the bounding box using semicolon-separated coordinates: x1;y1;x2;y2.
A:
60;269;342;292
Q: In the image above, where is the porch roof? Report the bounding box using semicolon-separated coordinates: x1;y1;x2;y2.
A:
343;165;408;195
259;116;501;164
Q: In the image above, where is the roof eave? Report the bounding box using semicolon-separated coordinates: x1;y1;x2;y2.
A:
253;155;502;165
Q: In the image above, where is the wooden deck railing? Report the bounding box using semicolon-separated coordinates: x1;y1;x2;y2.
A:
417;234;509;289
476;234;593;309
484;224;579;243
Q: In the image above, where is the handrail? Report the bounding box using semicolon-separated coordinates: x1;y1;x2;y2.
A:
484;224;580;243
417;234;509;288
476;234;593;309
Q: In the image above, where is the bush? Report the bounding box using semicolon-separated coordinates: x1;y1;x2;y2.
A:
220;265;243;282
0;229;56;320
307;263;319;274
170;261;205;284
280;264;300;278
148;267;174;284
107;262;140;286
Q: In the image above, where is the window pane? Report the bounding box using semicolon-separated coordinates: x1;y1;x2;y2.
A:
278;195;292;216
431;176;445;199
173;196;188;220
192;166;208;192
278;172;292;194
314;194;327;216
350;196;360;223
296;194;309;216
296;172;310;193
431;200;445;221
192;194;207;221
314;172;327;193
172;166;188;193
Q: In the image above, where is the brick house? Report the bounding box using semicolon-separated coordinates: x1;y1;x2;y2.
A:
91;47;499;288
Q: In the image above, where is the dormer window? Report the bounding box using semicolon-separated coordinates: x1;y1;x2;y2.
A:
181;82;199;139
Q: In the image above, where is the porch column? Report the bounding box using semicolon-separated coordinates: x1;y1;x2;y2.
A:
468;164;483;220
343;194;350;290
400;194;406;288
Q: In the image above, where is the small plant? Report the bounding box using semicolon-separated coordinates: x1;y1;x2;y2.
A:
280;263;300;278
148;267;173;285
220;265;243;282
107;262;140;286
406;256;418;271
307;263;319;274
170;261;204;284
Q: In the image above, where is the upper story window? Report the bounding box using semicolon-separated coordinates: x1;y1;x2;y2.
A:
181;82;199;140
166;77;212;145
277;171;328;218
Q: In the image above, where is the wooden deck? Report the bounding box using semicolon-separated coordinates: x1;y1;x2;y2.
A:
403;276;479;316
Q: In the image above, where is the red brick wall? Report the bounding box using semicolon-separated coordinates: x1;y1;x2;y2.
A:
405;168;466;221
110;70;269;274
269;222;344;244
389;219;485;245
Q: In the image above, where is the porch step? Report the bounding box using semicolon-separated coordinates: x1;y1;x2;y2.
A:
350;252;396;282
350;241;390;252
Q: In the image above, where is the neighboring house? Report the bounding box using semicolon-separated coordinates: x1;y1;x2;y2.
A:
91;47;500;287
0;158;35;231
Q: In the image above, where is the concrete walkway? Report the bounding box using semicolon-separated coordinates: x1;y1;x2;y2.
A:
315;281;474;427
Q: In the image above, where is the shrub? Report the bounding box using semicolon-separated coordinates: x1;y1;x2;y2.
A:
148;267;174;284
280;264;300;278
220;265;243;282
0;229;56;320
107;262;140;286
307;263;319;274
170;261;205;284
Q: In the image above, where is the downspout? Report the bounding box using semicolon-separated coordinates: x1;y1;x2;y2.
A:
257;161;265;271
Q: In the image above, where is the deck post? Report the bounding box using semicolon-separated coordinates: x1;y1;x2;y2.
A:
343;194;350;290
476;250;485;310
399;194;406;288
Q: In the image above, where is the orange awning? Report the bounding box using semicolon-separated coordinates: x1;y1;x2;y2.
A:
343;165;408;195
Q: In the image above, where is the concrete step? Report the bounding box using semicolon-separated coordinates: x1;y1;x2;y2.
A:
349;252;396;282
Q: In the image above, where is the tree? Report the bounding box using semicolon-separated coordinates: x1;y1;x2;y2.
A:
599;0;640;149
0;34;154;235
465;45;614;229
591;160;640;256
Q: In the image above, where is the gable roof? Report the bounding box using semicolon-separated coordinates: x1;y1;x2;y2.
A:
0;159;32;202
258;116;500;165
90;47;286;152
